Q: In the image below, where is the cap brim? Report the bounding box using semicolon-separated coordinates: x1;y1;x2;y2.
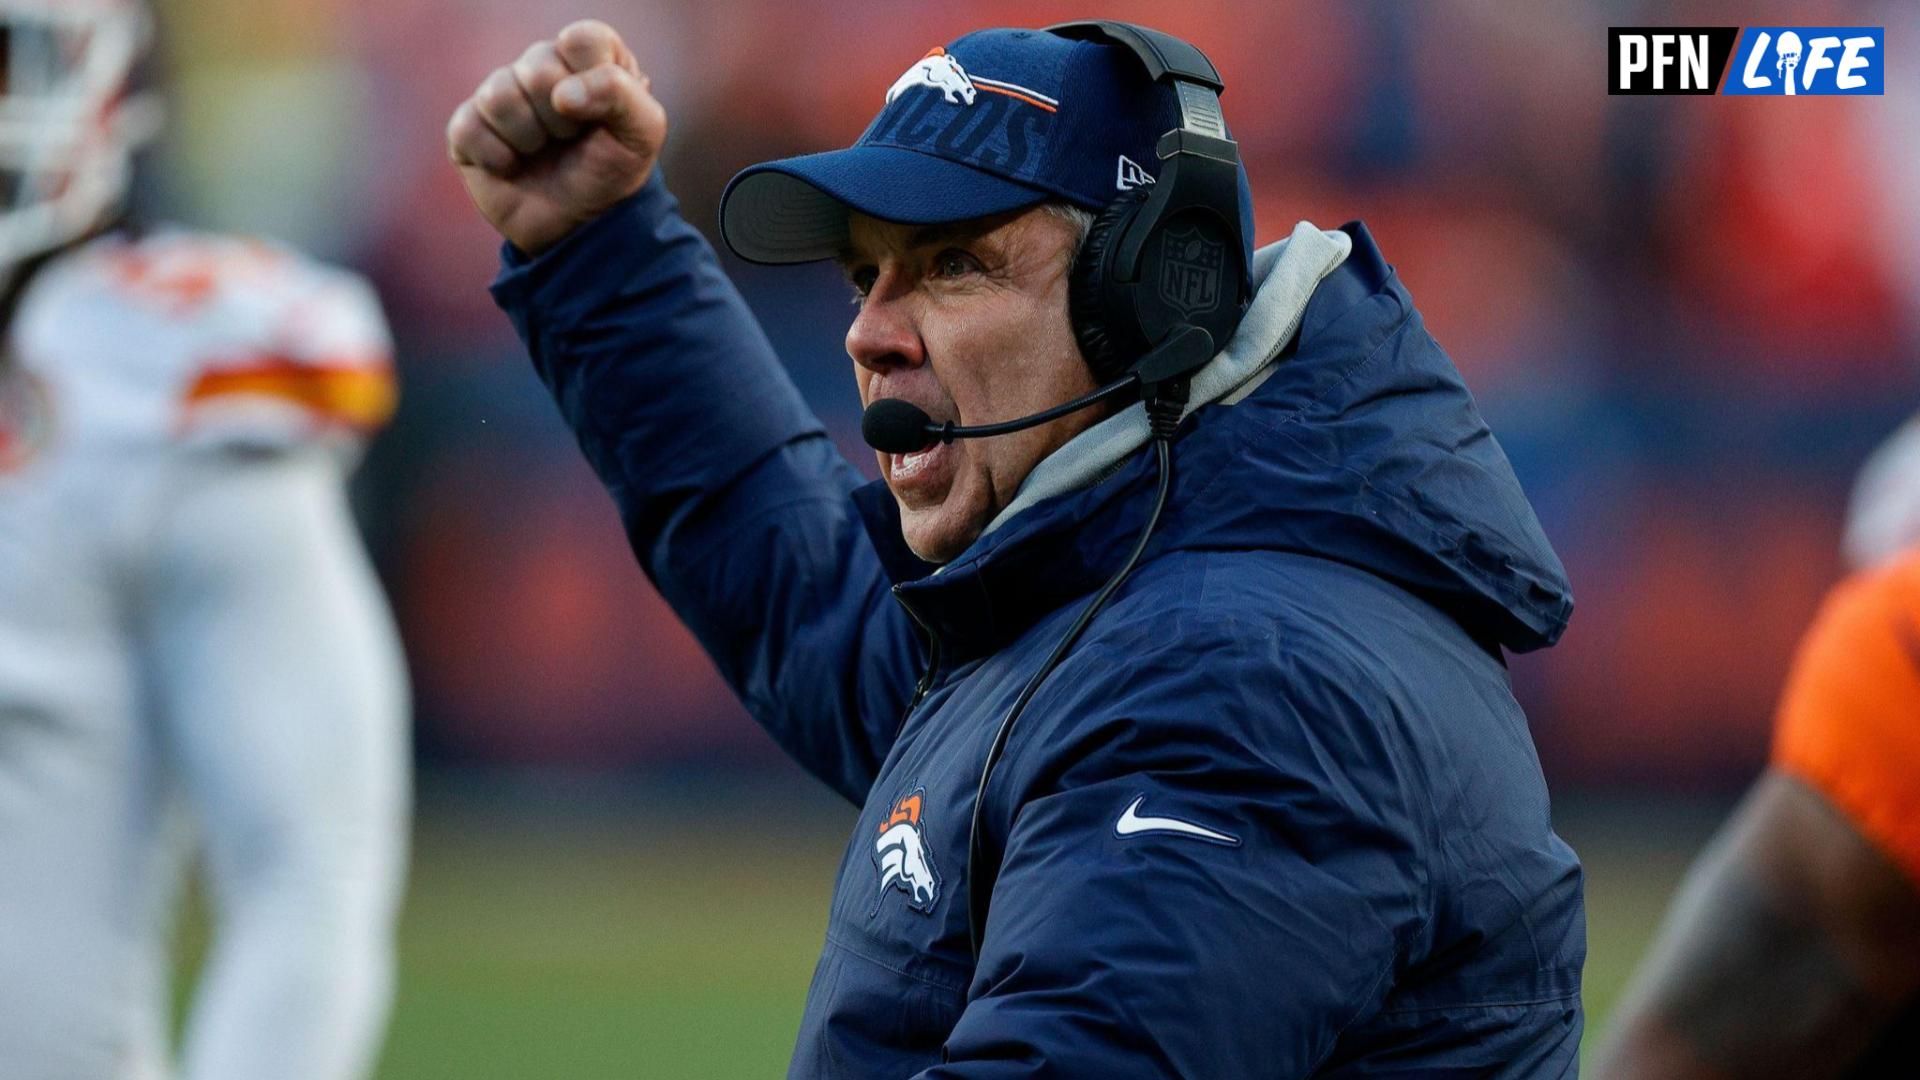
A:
719;146;1053;265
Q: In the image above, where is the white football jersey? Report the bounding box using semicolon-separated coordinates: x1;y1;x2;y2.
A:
0;227;408;1080
5;225;396;458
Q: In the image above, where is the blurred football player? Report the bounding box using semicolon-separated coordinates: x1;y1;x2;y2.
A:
1595;455;1920;1073
0;3;409;1078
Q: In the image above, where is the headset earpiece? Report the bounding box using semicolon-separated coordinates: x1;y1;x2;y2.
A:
1068;186;1153;383
1047;18;1250;393
1070;187;1247;386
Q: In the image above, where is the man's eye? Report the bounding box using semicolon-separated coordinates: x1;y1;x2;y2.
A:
848;266;878;302
934;250;981;279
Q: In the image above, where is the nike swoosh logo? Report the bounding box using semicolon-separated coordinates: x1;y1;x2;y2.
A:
1114;796;1241;846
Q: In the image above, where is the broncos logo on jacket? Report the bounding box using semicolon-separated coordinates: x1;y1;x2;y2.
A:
872;789;939;913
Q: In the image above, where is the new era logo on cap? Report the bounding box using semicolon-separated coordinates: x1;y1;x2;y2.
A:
1116;154;1155;190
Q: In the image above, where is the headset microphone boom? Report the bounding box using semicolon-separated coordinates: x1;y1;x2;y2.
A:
858;281;1227;454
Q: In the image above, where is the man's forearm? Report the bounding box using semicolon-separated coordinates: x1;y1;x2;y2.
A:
1605;837;1879;1076
1594;773;1920;1078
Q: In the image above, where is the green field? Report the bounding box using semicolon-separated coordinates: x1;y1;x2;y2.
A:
177;776;1728;1078
378;776;847;1077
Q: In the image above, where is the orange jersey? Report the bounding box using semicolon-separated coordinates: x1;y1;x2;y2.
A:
1772;548;1920;888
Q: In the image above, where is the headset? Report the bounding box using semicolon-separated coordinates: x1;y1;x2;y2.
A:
856;20;1250;959
1058;21;1249;386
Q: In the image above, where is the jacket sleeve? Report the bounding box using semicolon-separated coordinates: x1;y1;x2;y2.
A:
489;175;920;802
918;625;1430;1078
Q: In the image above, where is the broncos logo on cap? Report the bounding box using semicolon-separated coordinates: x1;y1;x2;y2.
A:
872;788;940;914
885;48;976;107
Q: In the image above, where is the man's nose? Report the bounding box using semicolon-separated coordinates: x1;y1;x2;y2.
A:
847;280;925;375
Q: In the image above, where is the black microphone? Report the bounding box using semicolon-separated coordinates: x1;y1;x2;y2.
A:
861;398;943;455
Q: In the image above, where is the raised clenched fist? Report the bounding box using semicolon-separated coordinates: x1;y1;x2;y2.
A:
446;20;668;255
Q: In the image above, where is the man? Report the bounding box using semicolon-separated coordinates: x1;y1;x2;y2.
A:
452;19;1584;1076
1593;469;1920;1076
0;2;410;1077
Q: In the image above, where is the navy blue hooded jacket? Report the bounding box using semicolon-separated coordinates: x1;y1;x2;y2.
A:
491;174;1586;1078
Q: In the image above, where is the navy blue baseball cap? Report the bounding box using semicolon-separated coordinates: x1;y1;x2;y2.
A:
718;27;1254;270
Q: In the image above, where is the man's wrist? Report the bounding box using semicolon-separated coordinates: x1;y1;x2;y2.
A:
489;170;676;334
498;170;669;272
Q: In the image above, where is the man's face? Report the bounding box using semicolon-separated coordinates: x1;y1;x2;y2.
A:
842;206;1102;564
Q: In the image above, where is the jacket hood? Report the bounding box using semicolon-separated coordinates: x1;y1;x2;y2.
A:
857;221;1574;661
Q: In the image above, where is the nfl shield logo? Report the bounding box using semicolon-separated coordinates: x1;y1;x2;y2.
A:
1158;227;1224;317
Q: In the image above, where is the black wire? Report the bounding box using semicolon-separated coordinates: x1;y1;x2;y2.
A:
931;376;1140;443
966;436;1174;957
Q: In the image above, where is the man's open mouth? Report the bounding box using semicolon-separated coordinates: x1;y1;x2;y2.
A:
887;440;957;502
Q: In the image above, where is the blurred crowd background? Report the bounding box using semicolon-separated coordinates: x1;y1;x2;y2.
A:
146;0;1919;1074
